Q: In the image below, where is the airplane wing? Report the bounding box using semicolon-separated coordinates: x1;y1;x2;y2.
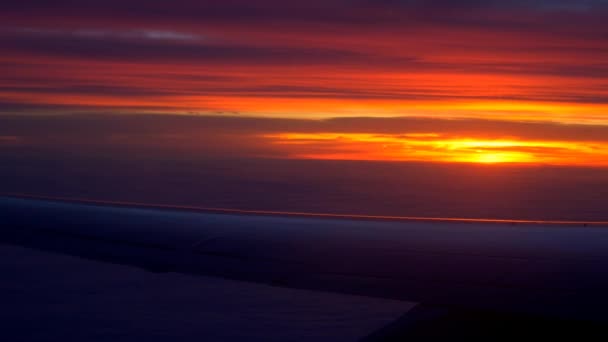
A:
2;195;608;323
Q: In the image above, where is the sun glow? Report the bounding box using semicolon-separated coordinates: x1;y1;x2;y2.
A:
264;133;608;166
467;152;533;164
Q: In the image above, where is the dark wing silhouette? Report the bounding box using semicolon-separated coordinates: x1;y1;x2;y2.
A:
2;196;608;322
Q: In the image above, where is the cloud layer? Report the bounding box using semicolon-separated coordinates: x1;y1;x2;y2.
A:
1;1;608;125
3;114;608;166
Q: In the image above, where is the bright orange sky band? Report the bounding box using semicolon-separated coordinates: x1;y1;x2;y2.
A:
1;2;608;166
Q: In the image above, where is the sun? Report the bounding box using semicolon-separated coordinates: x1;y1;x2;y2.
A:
471;152;532;164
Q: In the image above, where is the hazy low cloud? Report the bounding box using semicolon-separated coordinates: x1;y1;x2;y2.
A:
2;114;608;166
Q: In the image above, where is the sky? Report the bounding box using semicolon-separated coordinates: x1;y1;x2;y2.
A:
2;1;608;166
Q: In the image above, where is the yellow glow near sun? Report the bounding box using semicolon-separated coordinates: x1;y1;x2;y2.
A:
263;132;608;166
466;152;533;164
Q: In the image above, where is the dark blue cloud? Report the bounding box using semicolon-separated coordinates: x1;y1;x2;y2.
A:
0;28;414;66
3;114;608;144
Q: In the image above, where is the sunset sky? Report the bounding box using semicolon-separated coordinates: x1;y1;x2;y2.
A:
2;1;608;166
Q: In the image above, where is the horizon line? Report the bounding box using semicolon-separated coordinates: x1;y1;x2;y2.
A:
3;193;608;227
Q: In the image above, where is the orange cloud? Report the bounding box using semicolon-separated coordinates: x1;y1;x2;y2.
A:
2;114;608;166
264;133;608;166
